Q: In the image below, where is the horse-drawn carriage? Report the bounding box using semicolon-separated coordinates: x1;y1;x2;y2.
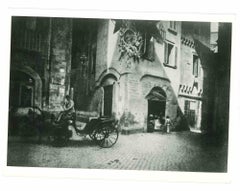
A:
9;107;119;148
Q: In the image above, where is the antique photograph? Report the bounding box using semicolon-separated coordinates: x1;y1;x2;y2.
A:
7;16;231;172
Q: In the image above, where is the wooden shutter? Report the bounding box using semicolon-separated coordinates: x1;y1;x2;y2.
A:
195;58;199;77
175;46;178;67
193;55;199;77
164;42;168;64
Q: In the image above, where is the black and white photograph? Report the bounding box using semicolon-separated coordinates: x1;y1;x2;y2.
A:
6;16;231;173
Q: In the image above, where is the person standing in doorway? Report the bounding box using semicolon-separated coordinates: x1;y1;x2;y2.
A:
165;116;172;133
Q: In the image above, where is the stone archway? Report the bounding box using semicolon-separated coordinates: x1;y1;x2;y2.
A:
89;73;119;117
96;67;120;87
10;65;42;108
100;74;118;117
140;74;178;132
145;86;167;132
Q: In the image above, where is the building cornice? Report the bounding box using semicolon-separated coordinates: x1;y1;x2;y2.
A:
178;94;202;101
181;36;195;49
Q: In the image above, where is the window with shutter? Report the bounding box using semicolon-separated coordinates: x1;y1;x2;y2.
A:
164;41;168;64
164;41;177;68
175;46;178;67
169;21;177;31
168;21;177;35
193;55;199;77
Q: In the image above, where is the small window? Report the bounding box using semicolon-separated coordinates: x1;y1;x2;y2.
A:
164;41;178;68
170;21;177;31
168;21;177;34
193;55;200;77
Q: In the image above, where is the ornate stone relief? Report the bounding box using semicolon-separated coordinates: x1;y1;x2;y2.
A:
118;27;144;62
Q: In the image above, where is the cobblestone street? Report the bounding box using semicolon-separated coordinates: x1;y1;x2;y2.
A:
7;131;228;172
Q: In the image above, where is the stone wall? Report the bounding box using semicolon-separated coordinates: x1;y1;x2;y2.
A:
10;17;51;109
212;23;231;135
95;20;109;81
48;18;72;111
91;20;181;132
179;22;211;131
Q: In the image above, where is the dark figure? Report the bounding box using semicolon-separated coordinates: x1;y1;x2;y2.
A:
57;95;75;121
28;108;44;143
159;112;165;125
58;95;79;134
165;116;172;133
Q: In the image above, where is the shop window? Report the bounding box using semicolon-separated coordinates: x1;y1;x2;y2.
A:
164;41;178;68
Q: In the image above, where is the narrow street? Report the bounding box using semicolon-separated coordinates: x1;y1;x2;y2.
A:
7;131;228;172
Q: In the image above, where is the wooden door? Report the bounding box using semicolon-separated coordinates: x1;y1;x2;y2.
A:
103;85;113;117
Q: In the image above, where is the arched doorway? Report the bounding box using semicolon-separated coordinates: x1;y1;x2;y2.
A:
10;71;34;107
100;74;118;117
146;87;167;132
10;66;42;108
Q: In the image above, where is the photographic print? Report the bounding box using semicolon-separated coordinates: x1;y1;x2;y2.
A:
7;16;231;173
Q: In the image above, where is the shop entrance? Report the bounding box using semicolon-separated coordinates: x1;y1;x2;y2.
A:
146;87;166;132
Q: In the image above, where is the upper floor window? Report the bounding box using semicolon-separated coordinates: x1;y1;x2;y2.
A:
193;55;200;77
164;41;178;68
168;21;177;35
170;21;177;31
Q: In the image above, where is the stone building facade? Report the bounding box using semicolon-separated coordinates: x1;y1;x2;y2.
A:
10;17;73;111
178;22;210;132
87;20;181;133
87;20;211;133
10;17;229;135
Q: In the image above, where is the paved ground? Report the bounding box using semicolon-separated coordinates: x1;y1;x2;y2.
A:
7;131;228;172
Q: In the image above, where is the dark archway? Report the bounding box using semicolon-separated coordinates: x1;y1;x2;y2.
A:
100;74;118;117
146;87;167;132
10;65;42;108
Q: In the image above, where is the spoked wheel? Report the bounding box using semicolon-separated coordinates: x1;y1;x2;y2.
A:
88;129;97;140
95;126;119;148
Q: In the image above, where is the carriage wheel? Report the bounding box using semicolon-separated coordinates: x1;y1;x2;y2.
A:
88;129;97;140
94;128;106;142
95;126;119;148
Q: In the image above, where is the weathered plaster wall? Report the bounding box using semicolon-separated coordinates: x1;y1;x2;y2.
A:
155;21;182;94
